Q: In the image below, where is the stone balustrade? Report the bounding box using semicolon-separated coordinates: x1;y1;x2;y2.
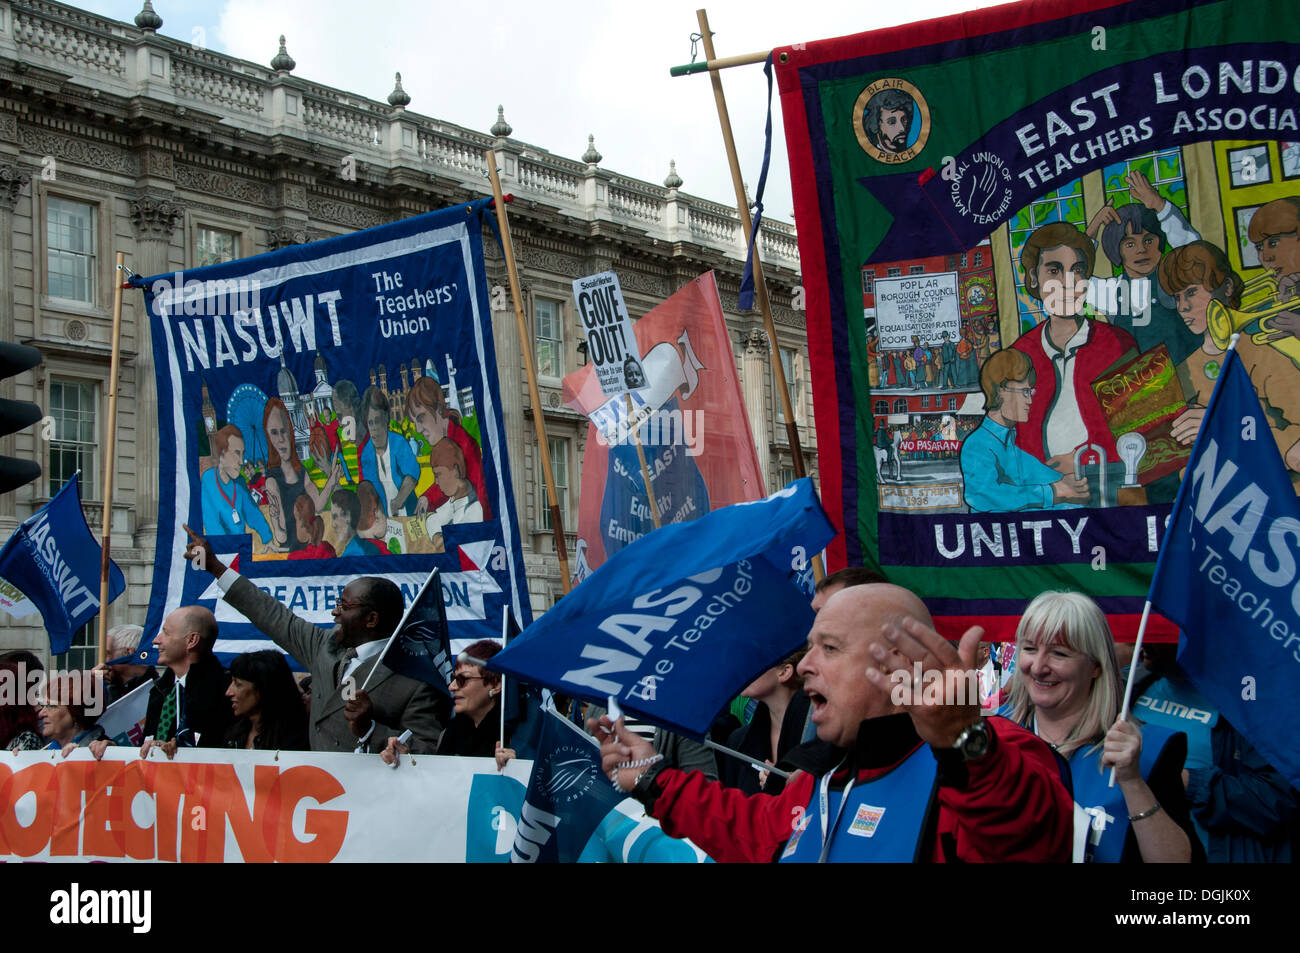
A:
2;0;798;269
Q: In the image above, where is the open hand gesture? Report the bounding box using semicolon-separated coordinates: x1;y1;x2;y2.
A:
865;617;984;749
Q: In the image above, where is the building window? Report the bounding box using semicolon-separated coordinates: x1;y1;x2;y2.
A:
921;394;930;408
535;298;563;378
945;255;956;270
196;226;241;267
892;398;908;414
908;265;925;275
949;397;959;410
49;378;97;495
886;267;902;278
54;622;96;672
540;436;569;531
777;465;797;489
775;347;802;424
861;270;874;294
973;251;984;267
874;400;889;416
46;197;96;303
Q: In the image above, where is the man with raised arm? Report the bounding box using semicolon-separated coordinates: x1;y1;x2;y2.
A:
184;525;445;753
594;584;1072;862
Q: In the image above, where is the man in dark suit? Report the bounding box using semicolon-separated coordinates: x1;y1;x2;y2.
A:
183;525;446;753
141;606;234;757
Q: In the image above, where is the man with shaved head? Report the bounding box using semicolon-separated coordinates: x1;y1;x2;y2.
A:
142;605;235;758
594;583;1072;862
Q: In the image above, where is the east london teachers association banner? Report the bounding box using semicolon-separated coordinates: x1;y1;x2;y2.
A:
776;0;1300;638
141;198;530;658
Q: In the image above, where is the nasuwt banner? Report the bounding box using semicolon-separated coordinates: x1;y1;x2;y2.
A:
562;271;765;579
0;477;125;654
775;0;1300;638
1149;345;1300;788
0;749;708;862
141;199;530;659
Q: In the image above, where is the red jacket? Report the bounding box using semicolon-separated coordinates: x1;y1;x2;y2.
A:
644;714;1072;862
1011;318;1135;464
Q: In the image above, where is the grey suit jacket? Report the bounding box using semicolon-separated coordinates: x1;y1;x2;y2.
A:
224;576;445;753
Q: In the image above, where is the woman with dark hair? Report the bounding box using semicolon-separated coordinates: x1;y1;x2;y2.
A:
356;386;420;517
224;650;309;751
1;657;43;751
405;376;491;520
263;397;342;551
436;640;508;757
719;649;810;795
381;639;506;763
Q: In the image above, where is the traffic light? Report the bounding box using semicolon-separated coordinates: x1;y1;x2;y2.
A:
0;341;44;494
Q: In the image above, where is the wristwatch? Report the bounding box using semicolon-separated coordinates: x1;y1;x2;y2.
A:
951;720;991;761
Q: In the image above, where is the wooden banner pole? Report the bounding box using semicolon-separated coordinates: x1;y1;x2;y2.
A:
625;393;662;530
97;252;126;666
485;149;572;593
697;9;824;583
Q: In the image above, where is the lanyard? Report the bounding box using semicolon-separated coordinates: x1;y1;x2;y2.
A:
817;758;855;864
215;474;240;523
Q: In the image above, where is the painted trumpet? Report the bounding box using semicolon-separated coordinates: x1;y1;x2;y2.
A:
1206;295;1300;365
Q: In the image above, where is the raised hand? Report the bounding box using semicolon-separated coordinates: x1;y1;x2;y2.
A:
590;715;657;792
865;616;984;749
183;524;226;577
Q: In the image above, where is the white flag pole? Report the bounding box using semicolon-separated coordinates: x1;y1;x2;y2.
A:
499;605;509;750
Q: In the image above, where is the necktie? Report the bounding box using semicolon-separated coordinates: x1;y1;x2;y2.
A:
159;682;179;742
338;648;358;687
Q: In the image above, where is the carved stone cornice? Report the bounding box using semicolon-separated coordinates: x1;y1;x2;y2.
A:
0;165;31;210
129;195;183;240
266;225;310;250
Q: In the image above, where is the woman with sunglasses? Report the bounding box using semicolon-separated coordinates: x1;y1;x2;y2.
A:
437;640;510;757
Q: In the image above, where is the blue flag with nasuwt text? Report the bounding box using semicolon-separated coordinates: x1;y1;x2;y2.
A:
0;475;125;654
487;479;835;739
511;708;623;863
1147;346;1300;788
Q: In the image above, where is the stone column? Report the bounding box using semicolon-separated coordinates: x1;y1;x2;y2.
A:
129;195;182;545
0;163;30;522
742;327;771;487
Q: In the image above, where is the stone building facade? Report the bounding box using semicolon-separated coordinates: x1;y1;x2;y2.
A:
0;0;815;664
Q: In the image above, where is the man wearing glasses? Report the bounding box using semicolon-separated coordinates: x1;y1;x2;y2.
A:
183;525;446;753
960;348;1090;513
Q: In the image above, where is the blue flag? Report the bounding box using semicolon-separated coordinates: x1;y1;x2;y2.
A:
0;475;125;654
1147;345;1300;789
379;568;452;698
512;708;623;863
488;479;835;739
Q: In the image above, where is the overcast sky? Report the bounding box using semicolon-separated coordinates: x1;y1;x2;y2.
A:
80;0;996;224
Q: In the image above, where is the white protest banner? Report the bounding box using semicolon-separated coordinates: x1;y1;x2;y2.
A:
0;577;36;619
572;271;644;398
0;749;705;862
95;680;152;747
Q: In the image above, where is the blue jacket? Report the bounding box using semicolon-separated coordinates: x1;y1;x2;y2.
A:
200;466;275;544
960;416;1076;513
357;432;421;517
1185;717;1300;862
